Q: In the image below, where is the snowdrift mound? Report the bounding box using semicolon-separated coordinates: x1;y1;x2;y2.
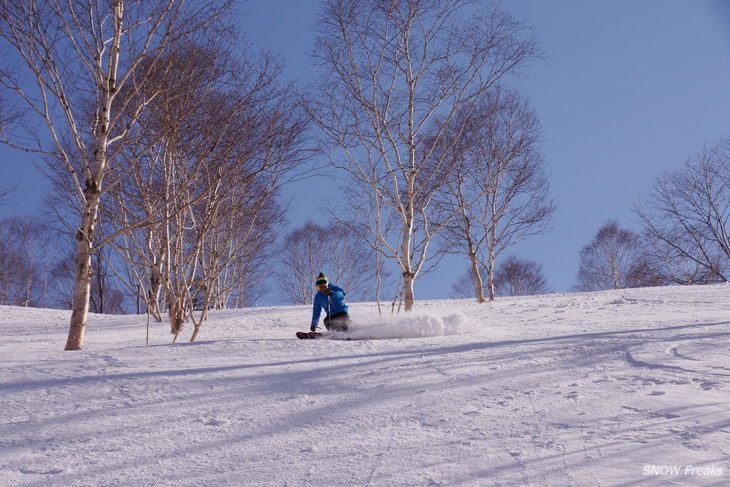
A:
336;311;475;340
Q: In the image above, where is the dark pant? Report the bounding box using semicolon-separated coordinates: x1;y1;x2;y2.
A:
324;311;350;331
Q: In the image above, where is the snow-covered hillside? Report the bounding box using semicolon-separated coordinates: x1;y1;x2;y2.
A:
1;285;728;486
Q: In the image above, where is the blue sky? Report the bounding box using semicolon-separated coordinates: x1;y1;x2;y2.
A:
2;1;730;303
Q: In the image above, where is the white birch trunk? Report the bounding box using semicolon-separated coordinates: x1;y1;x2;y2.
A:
65;1;123;350
487;252;496;302
470;254;486;303
65;193;101;350
401;200;416;311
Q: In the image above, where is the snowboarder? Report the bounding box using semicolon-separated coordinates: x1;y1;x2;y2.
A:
310;272;350;332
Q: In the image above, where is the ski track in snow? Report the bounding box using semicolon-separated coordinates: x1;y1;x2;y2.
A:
0;285;729;486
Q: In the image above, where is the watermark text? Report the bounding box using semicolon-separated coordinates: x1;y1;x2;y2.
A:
643;465;724;477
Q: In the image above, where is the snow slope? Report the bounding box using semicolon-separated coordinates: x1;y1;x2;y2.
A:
1;285;728;486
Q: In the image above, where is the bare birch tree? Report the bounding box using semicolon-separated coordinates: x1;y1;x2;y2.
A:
0;0;234;349
574;220;661;292
0;215;52;307
309;0;541;311
634;135;730;284
99;42;307;342
493;255;551;297
434;87;554;302
199;189;285;311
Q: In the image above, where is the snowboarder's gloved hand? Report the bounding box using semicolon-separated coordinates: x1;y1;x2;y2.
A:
310;325;317;332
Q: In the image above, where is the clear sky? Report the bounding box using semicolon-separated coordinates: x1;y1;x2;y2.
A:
2;1;729;304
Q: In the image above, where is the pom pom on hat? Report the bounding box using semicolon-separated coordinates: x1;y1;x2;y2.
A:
315;272;329;291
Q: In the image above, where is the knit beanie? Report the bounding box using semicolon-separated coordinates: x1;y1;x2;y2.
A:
315;272;329;292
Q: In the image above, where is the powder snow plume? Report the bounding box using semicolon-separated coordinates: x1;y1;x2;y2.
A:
335;312;475;340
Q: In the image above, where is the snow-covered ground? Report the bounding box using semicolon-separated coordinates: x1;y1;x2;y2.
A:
1;284;728;486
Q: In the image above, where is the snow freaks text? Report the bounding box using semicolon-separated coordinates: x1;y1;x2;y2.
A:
643;465;724;477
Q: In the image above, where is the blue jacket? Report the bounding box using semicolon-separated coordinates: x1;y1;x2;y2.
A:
311;284;348;329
